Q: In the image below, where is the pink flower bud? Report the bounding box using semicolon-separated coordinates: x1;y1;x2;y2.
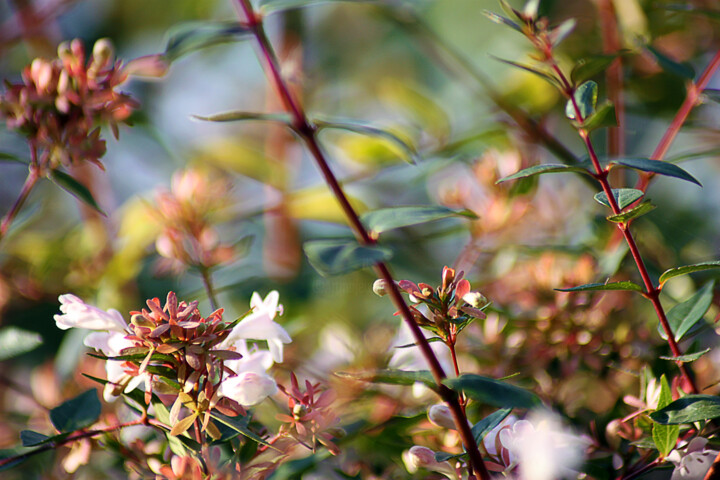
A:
402;446;438;473
428;404;456;429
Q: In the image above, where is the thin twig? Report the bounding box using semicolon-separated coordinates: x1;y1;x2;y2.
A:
0;162;41;242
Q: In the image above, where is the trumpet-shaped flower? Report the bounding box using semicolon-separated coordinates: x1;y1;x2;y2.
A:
668;437;719;480
54;294;128;332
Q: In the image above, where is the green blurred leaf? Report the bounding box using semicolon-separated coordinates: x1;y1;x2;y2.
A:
163;21;252;62
0;327;42;361
19;431;51;447
208;413;273;447
443;374;541;409
606;201;656;223
659;281;714;341
192;111;293;125
594;188;644;210
610;158;700;185
304;239;392;276
583;102;617;131
0;152;27;164
483;11;522;32
566;81;598;121
434;451;466;462
49;170;105;215
361;206;476;236
571;55;618;84
650;395;720;424
652;375;679;456
50;389;102;433
660;261;720;285
555;281;644;293
646;45;695;80
471;408;512;446
497;164;590;183
491;56;559;88
660;348;711;363
336;369;437;390
258;0;374;15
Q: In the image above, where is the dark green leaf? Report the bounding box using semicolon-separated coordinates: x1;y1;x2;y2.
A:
594;189;644;210
606;201;656;223
571;55;617;84
659;281;714;341
652;375;679;455
0;152;27;164
497;164;590;183
490;56;559;88
304;239;392;276
660;261;720;285
314;117;420;165
471;408;512;446
583;102;617;131
0;327;42;361
566;81;598;121
336;369;437;390
361;206;476;236
192;111;293;125
20;430;50;447
483;11;522;32
660;348;711;363
443;374;541;409
555;281;643;293
646;45;695;80
49;170;105;215
163;21;252;62
258;0;374;15
50;389;102;433
609;158;701;186
434;451;466;462
209;412;274;448
650;395;720;424
667;147;720;163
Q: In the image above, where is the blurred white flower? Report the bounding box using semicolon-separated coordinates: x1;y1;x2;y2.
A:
428;404;456;430
668;437;719;480
218;371;277;406
483;414;518;457
54;294;128;332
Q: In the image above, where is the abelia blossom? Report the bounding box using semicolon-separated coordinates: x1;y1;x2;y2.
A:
668;437;719;480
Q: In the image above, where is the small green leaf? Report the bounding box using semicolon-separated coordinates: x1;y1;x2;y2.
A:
258;0;373;15
434;451;466;462
483;11;522;32
50;389;102;433
0;327;42;361
471;408;512;446
314;117;420;165
610;158;701;186
594;189;644;210
661;4;720;20
163;21;252;62
335;369;437;390
490;56;559;88
583;102;617;131
20;430;51;447
0;152;28;164
304;239;392;276
443;374;541;409
49;170;105;215
660;348;711;363
566;81;598;121
361;206;476;236
650;395;720;424
497;164;590;183
571;55;617;84
209;413;274;447
606;202;656;223
555;281;644;293
652;375;679;456
660;261;720;285
192;111;293;125
658;281;714;341
646;45;695;80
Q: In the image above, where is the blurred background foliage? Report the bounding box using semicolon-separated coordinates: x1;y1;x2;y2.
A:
1;0;720;477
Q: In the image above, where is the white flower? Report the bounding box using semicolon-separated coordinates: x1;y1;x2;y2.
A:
668;437;719;480
428;404;456;430
401;446;455;479
217;343;278;406
499;410;588;480
483;414;518;457
221;291;291;363
54;294;128;332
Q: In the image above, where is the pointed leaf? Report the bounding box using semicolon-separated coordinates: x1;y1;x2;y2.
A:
646;45;695;80
658;281;714;341
610;158;701;186
652;375;679;456
435;451;466;462
209;412;275;448
0;327;42;361
49;170;105;215
361;206;476;236
566;81;598;121
594;189;644;210
583;102;617;131
471;408;512;446
607;202;656;223
650;395;720;424
497;164;590;183
660;261;720;285
555;281;643;293
50;389;102;433
443;374;541;409
258;0;374;15
170;413;198;437
572;55;618;84
0;152;27;164
482;11;522;32
163;21;252;62
491;56;559;87
304;239;392;276
20;430;50;447
192;111;293;125
336;369;437;390
659;348;711;363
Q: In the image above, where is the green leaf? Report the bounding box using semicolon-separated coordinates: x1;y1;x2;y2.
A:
583;102;617;131
434;451;466;462
304;239;392;276
490;56;559;88
0;151;27;164
594;189;644;210
49;170;105;215
660;261;720;285
650;395;720;424
314;117;420;165
163;21;252;62
19;430;50;447
443;374;541;409
258;0;374;15
0;327;42;361
658;281;714;341
192;111;293;125
335;369;437;390
361;206;476;236
565;81;598;121
610;158;701;186
606;201;656;223
646;45;695;80
208;413;274;448
497;164;590;183
483;11;522;32
652;375;679;456
660;348;711;363
49;389;102;433
471;408;512;446
571;55;617;84
555;281;644;293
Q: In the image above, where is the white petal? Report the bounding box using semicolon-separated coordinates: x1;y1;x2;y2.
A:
219;372;277;406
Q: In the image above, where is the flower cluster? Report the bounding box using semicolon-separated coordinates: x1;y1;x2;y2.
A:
152;168;236;274
0;38;136;171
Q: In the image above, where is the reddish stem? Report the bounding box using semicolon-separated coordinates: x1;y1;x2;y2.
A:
234;1;490;477
0;163;41;242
